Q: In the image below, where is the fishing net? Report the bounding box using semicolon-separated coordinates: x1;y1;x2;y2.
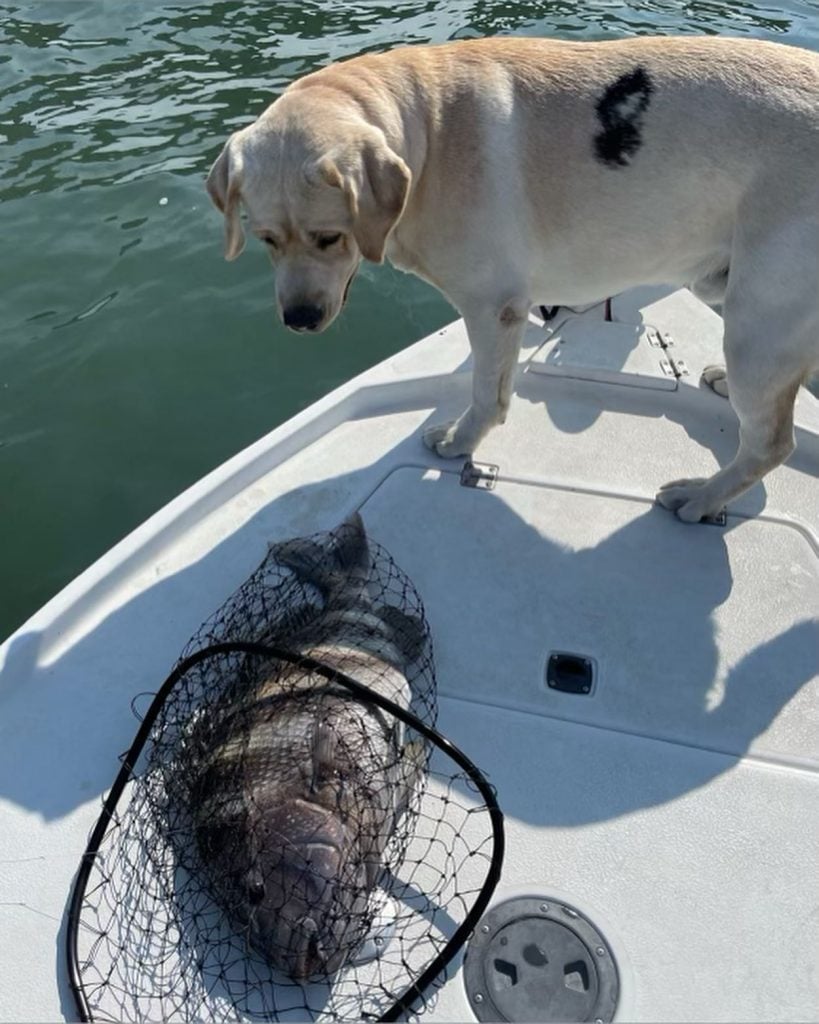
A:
68;515;504;1022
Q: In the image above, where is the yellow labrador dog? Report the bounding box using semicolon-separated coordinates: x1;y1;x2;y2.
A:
206;36;819;522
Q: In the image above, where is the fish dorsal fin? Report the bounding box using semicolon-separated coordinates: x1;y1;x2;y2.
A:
330;512;370;578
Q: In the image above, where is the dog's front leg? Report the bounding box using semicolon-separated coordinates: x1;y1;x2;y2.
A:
423;299;528;458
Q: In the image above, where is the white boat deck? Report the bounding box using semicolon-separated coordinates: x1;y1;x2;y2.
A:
1;286;817;1022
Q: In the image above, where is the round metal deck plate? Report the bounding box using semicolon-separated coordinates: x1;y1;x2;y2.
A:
463;897;619;1022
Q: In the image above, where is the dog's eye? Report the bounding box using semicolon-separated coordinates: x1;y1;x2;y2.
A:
314;232;342;250
262;235;279;250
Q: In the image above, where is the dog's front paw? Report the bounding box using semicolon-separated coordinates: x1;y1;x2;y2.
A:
656;478;724;523
701;365;729;398
422;420;475;459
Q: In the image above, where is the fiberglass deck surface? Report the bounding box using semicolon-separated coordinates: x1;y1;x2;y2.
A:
362;466;818;1021
0;287;817;1022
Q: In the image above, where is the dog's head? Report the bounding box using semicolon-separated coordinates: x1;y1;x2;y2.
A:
206;91;411;333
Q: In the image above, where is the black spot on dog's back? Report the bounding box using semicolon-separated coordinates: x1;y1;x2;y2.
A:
594;67;654;168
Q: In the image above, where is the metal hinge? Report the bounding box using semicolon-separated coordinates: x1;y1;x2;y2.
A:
460;460;499;490
651;329;690;379
660;357;675;377
660;354;690;379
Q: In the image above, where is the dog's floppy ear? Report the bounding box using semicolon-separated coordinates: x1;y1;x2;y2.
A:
353;136;411;264
306;134;409;263
310;154;345;191
206;134;245;261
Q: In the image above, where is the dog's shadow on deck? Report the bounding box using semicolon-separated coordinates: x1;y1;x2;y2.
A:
2;418;813;828
1;394;816;1015
359;457;817;817
515;290;819;509
1;309;816;823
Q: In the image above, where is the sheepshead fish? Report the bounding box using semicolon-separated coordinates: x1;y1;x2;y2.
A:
188;513;427;979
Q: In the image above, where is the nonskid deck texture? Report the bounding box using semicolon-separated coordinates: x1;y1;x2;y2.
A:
1;287;817;1022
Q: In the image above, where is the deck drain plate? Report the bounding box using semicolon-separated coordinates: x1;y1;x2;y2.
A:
463;897;618;1022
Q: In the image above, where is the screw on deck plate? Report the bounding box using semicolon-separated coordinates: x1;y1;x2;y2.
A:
539;903;549;913
473;993;484;1004
481;924;490;934
596;946;606;956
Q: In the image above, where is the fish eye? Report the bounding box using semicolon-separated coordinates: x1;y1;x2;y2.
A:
313;232;342;250
248;879;266;904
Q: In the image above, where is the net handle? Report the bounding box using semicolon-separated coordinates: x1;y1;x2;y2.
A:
67;640;505;1023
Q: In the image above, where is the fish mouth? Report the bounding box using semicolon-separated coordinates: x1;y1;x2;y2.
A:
249;904;336;978
290;916;335;979
246;847;351;979
281;799;349;852
241;799;366;978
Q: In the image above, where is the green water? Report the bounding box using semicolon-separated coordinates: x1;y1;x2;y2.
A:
1;1;817;641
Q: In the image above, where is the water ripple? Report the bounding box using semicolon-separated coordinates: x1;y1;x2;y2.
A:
1;0;817;639
2;0;816;202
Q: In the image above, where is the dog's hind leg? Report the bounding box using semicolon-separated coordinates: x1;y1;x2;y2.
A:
657;370;802;522
691;266;731;397
691;265;729;311
423;297;528;457
657;309;816;521
659;208;819;521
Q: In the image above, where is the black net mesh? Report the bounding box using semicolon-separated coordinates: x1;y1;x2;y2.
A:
71;514;502;1022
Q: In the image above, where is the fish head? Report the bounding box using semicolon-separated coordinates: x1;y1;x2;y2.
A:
241;796;373;979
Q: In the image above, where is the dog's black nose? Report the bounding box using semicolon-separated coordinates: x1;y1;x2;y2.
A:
283;304;323;331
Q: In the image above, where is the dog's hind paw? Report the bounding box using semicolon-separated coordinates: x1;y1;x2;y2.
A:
701;365;729;398
422;420;474;458
656;478;724;523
